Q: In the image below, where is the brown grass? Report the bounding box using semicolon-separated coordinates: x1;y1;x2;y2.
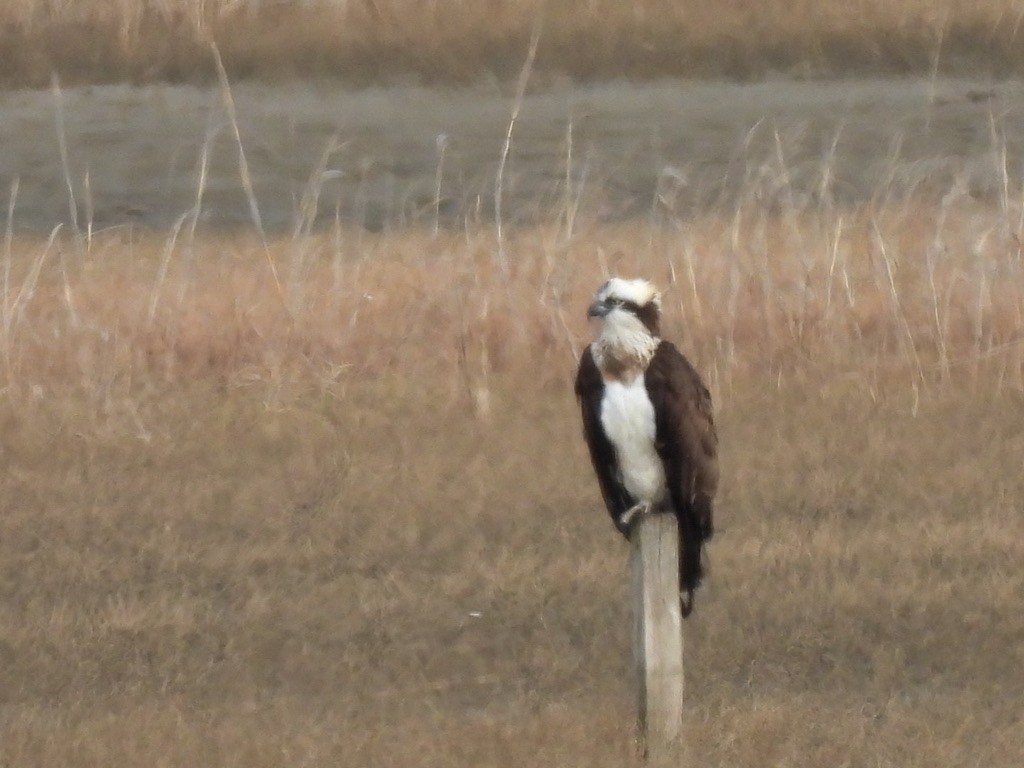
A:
1;0;1024;87
3;193;1024;398
1;181;1024;765
3;377;1022;767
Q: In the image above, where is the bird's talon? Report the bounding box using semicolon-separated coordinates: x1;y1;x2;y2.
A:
617;503;649;531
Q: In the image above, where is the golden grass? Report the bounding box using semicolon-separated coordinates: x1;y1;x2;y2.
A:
1;0;1024;87
3;192;1024;402
2;181;1024;764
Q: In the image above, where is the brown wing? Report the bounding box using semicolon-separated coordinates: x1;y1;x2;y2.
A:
644;340;718;537
575;345;634;534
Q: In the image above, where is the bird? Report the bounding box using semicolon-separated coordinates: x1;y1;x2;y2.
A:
574;278;718;617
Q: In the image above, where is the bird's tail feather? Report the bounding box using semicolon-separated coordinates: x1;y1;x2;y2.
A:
678;512;707;617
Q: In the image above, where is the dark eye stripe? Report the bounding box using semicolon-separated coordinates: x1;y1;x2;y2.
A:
605;295;660;334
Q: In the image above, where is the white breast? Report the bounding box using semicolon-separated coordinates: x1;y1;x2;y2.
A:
600;374;667;505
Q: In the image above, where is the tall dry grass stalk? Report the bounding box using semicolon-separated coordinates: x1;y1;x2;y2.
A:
495;22;541;276
1;0;1023;87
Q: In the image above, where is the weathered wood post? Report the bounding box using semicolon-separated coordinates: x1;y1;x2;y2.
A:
631;511;684;762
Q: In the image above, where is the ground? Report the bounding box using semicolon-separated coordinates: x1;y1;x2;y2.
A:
1;73;1023;766
2;376;1023;767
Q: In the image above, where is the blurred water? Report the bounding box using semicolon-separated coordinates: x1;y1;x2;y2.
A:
0;77;1021;232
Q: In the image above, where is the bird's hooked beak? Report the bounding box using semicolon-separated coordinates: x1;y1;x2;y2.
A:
588;299;611;319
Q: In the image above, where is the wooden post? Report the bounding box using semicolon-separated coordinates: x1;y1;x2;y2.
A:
631;512;684;762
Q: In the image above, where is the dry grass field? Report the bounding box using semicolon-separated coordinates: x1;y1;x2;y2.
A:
2;3;1023;756
1;0;1024;86
1;175;1023;765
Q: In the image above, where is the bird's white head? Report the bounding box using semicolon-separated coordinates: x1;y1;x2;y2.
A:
588;278;662;375
588;277;661;331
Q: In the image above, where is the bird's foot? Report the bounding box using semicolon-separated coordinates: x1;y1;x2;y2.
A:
617;502;651;533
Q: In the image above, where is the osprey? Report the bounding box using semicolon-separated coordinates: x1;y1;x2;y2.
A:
575;278;718;616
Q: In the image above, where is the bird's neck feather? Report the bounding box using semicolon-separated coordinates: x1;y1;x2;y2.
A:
593;310;659;380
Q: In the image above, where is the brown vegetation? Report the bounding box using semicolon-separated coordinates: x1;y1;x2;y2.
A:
1;0;1024;87
3;191;1024;395
2;179;1024;764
